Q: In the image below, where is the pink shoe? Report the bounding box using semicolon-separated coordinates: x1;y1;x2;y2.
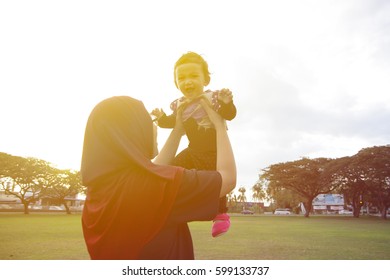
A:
212;213;230;238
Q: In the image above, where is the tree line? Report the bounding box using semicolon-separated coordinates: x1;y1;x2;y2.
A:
0;152;84;214
257;145;390;219
2;145;389;218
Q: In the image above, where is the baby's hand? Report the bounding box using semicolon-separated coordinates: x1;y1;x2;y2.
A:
150;108;165;120
218;88;233;104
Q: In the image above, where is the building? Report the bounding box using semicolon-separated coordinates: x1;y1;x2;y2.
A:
312;194;344;214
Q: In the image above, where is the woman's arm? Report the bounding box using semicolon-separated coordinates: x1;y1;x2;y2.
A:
152;108;185;165
200;100;237;197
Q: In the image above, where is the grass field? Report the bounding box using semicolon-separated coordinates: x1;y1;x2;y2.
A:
1;213;390;260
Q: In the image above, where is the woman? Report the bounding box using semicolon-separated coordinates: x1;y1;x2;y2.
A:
81;95;236;259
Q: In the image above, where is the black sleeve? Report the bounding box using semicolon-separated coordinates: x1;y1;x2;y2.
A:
157;113;176;128
167;169;222;224
218;101;237;121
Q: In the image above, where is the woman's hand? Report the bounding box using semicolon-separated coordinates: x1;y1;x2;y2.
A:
199;99;225;129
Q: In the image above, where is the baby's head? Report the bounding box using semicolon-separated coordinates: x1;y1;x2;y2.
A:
174;52;211;90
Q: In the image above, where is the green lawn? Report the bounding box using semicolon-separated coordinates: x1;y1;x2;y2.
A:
1;213;389;260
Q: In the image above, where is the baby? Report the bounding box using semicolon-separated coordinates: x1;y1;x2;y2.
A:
151;51;236;237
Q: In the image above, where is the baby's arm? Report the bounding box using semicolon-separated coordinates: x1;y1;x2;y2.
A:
217;88;237;121
218;88;233;104
151;108;165;121
151;108;176;128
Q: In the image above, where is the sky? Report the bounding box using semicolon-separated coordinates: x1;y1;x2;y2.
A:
1;0;389;200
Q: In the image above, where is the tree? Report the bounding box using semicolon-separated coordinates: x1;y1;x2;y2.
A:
251;180;266;203
350;146;390;219
0;154;52;214
237;187;247;210
251;180;266;213
267;187;303;212
322;156;367;218
261;157;335;217
323;146;390;219
226;191;239;212
40;168;84;214
0;152;12;184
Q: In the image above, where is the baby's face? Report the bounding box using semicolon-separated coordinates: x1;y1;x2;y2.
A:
175;63;207;100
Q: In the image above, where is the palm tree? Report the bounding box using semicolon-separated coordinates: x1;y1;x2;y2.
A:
226;191;238;211
252;181;266;203
252;181;266;213
238;187;247;210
